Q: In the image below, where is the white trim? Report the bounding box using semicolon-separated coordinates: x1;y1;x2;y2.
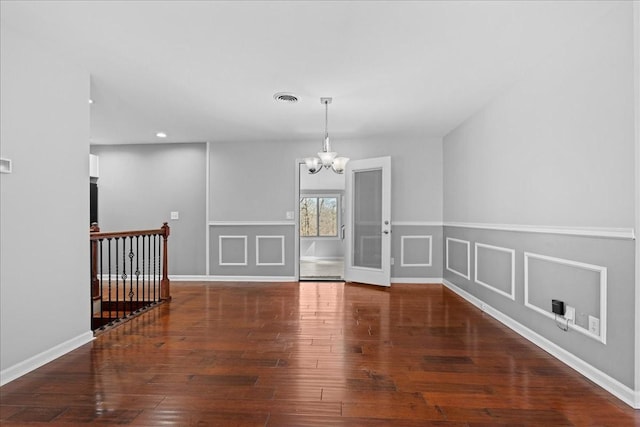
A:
524;252;607;344
170;275;297;282
169;275;211;281
392;221;442;227
218;235;248;266
171;275;443;284
256;235;285;266
294;158;303;281
633;0;640;406
209;221;295;226
391;277;443;284
445;237;470;280
444;222;634;240
400;235;432;267
205;142;211;275
300;256;343;261
474;242;515;301
442;279;637;409
0;331;94;386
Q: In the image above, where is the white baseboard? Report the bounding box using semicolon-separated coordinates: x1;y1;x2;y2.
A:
391;277;443;284
171;275;444;285
0;331;94;386
170;275;297;282
442;279;638;409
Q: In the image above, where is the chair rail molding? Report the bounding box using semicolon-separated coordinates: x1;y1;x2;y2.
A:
444;222;635;240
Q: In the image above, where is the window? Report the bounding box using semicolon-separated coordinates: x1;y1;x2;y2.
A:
300;196;338;237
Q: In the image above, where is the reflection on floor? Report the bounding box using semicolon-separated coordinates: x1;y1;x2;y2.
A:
300;258;344;280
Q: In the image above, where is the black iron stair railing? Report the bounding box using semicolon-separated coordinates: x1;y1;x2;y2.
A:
90;223;170;332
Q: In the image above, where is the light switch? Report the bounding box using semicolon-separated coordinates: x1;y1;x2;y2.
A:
0;158;12;174
286;211;294;220
170;211;179;220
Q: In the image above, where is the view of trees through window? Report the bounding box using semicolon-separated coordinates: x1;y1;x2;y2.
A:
300;197;338;237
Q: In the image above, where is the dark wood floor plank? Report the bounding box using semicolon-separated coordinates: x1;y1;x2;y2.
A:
1;282;638;426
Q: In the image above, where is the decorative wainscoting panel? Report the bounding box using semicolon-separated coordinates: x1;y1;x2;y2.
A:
446;237;470;280
442;225;635;392
209;223;295;277
218;235;248;266
474;242;515;300
524;252;607;344
391;224;442;280
400;235;432;267
256;235;285;266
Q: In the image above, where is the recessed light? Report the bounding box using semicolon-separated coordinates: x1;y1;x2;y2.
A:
88;99;94;104
273;92;299;103
156;132;167;138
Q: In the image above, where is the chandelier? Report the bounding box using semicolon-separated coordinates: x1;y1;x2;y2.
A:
304;97;349;174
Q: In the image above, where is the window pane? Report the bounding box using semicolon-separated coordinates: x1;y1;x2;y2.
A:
353;169;382;269
318;197;337;236
300;197;317;236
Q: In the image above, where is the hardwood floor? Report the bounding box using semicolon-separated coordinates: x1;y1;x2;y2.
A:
1;282;638;426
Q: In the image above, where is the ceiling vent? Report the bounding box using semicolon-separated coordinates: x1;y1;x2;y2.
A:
273;92;299;103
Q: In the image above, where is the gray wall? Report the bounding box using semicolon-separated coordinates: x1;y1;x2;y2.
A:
210;137;442;222
1;25;91;373
209;137;443;279
443;2;636;388
90;143;207;275
444;4;634;229
209;224;295;277
391;225;442;280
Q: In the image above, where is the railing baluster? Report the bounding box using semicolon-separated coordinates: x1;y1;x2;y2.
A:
115;237;120;320
99;239;104;327
108;238;112;322
154;234;158;302
144;236;151;304
128;236;134;315
135;235;140;311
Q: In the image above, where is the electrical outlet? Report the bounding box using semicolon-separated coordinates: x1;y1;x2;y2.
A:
170;211;179;220
391;257;394;265
565;305;575;323
286;211;294;220
588;315;600;336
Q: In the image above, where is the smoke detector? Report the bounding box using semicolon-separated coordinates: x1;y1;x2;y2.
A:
273;92;299;103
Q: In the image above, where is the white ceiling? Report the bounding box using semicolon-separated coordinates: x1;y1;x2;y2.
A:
1;1;615;145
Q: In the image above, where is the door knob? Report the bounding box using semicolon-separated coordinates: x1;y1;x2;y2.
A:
383;230;389;235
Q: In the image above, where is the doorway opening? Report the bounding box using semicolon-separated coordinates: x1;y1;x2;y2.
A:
298;163;345;281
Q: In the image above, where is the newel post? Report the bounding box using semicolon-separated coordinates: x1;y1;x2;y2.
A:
90;223;100;300
160;222;171;301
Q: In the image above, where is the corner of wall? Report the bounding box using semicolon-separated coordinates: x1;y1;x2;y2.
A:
633;0;640;404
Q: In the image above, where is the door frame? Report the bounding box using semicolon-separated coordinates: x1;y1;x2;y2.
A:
294;158;347;281
294;159;303;281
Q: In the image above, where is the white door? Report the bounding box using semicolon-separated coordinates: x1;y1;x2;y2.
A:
344;156;391;287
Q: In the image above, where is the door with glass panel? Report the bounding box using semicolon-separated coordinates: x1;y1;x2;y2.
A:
344;157;391;287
